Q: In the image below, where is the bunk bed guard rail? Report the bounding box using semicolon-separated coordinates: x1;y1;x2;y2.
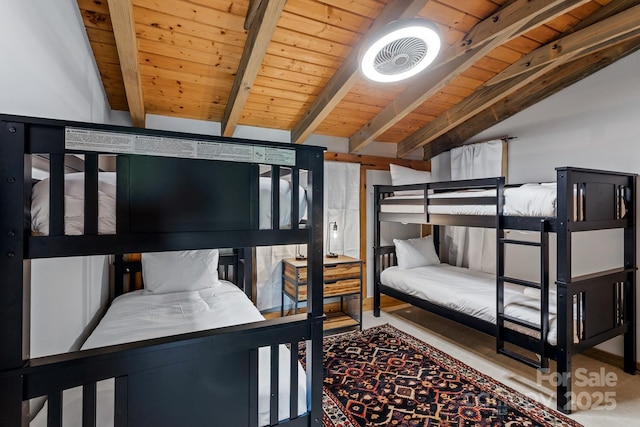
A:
0;115;326;427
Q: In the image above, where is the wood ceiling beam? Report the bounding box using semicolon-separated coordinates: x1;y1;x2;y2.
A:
348;0;590;153
423;36;640;160
290;0;430;145
108;0;145;128
567;0;640;33
397;65;568;158
397;8;640;158
325;152;430;171
222;0;287;137
488;4;640;85
421;0;640;159
244;0;263;30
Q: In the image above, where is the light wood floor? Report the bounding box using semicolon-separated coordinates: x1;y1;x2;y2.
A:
362;305;640;427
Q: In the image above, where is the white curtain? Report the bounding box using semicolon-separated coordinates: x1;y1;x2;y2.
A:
324;161;360;259
255;161;360;311
450;140;504;181
256;245;297;311
444;140;504;274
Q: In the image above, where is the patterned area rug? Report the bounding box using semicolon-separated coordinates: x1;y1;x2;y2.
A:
302;324;582;427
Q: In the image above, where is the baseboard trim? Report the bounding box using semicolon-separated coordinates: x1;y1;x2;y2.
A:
362;296;407;312
582;347;640;372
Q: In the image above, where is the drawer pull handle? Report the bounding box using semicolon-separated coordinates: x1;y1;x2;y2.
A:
325;264;338;268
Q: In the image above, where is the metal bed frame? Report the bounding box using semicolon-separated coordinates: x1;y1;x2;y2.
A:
373;167;637;413
0;115;325;427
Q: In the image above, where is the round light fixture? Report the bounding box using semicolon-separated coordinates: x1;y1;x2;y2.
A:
360;18;441;83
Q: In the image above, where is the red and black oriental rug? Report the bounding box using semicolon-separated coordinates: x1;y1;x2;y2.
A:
302;324;581;427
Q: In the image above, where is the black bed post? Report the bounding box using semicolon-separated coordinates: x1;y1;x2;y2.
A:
237;247;255;301
432;225;440;257
555;168;573;414
496;177;505;356
114;254;125;297
373;185;382;317
624;175;637;374
306;149;324;426
0;121;30;425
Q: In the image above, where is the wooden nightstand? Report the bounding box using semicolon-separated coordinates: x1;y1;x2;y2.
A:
282;255;362;333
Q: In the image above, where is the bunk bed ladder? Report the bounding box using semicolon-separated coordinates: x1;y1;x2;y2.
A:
497;219;550;370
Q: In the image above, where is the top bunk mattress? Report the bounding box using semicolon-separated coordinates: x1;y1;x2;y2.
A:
381;183;558;217
30;172;307;235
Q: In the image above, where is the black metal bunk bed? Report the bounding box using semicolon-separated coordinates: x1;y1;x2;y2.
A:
0;115;325;426
373;167;637;414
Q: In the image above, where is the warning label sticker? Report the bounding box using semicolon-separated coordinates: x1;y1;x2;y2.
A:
65;127;296;166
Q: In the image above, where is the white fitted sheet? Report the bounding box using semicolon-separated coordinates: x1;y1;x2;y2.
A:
381;264;562;345
380;183;558;217
31;281;307;426
31;173;307;235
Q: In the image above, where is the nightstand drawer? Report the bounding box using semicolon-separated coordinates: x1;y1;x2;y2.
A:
286;261;360;284
323;262;361;282
283;262;302;283
286;278;360;301
282;255;362;334
325;278;360;297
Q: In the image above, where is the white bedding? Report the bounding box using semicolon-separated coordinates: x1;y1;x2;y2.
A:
31;172;118;235
380;183;558;217
31;173;307;235
381;264;562;345
31;281;307;426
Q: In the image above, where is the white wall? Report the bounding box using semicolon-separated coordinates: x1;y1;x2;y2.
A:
0;0;113;123
473;52;640;184
433;50;640;359
1;1;115;357
30;256;110;357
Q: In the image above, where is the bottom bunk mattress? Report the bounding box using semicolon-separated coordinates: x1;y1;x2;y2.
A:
31;280;307;427
380;263;565;345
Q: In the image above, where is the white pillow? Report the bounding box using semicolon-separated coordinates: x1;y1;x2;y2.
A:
141;249;219;294
393;236;440;269
389;164;431;196
31;172;117;235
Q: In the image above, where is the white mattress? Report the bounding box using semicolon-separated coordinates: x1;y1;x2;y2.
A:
31;281;307;426
380;183;558;217
380;264;562;345
31;173;307;235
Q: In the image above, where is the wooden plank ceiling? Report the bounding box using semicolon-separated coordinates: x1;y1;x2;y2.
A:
77;0;640;159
